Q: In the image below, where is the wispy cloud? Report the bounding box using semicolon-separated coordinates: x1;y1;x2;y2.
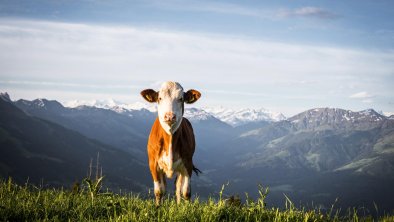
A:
0;80;140;89
349;91;374;99
1;19;392;84
148;0;274;19
0;19;393;115
278;7;339;20
149;1;338;21
349;91;376;103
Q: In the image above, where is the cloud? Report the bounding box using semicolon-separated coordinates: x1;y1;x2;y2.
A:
0;19;393;115
278;7;338;20
1;19;392;84
148;0;273;19
0;80;140;89
150;2;337;21
349;92;374;99
150;0;340;20
349;92;376;103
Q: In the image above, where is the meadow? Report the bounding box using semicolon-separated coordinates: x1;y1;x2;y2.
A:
0;178;393;222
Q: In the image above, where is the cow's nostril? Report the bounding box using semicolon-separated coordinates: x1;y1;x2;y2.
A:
165;113;176;123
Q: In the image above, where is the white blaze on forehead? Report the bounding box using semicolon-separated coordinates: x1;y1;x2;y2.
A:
159;81;183;99
157;81;184;135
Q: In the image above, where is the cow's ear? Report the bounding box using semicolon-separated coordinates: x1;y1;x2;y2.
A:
184;89;201;104
141;89;158;103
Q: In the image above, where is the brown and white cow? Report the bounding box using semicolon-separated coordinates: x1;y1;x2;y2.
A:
141;81;201;205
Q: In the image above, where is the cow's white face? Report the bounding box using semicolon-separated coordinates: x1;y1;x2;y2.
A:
156;82;184;134
141;81;201;135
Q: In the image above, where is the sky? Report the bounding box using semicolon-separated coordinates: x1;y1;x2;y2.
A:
0;0;393;117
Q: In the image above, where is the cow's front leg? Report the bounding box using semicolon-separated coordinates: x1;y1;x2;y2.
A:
154;172;166;206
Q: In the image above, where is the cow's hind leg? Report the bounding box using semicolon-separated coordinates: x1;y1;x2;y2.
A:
175;174;191;203
175;174;183;204
181;163;193;201
182;174;191;201
176;167;191;203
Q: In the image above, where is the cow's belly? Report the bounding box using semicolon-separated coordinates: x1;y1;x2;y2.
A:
158;156;185;178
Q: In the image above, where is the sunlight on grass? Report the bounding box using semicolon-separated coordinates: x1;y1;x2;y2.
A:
0;178;393;221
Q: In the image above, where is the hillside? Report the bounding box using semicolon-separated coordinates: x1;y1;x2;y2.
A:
205;108;394;211
230;108;394;174
0;93;151;191
14;98;156;158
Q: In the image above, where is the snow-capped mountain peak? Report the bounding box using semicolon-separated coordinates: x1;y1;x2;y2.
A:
383;111;394;118
287;107;388;131
63;99;157;112
184;108;214;122
203;106;286;127
36;99;46;107
121;101;157;112
62;100;284;127
63;99;121;109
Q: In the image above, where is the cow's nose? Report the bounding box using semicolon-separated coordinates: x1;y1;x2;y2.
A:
164;112;176;124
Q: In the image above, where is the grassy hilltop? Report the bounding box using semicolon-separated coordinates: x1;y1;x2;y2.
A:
0;178;393;222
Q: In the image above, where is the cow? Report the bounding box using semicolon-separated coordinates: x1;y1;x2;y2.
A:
140;81;201;205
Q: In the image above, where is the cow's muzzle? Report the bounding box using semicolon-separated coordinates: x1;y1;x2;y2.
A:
164;112;176;125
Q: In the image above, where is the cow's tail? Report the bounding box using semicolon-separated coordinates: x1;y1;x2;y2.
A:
192;165;202;176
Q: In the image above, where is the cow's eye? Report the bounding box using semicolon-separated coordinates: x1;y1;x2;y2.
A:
179;98;183;102
158;97;162;103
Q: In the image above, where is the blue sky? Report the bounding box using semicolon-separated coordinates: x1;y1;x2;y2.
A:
0;0;393;116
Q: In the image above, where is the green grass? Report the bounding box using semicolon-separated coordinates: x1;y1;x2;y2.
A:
0;178;393;222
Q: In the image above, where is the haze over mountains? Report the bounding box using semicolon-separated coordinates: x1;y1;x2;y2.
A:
0;93;151;192
1;92;394;212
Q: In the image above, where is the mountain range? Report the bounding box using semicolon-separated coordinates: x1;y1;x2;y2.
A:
0;93;151;192
1;92;394;212
63;98;286;126
208;108;394;208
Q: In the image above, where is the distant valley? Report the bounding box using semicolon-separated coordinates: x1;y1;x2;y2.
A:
1;92;394;212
